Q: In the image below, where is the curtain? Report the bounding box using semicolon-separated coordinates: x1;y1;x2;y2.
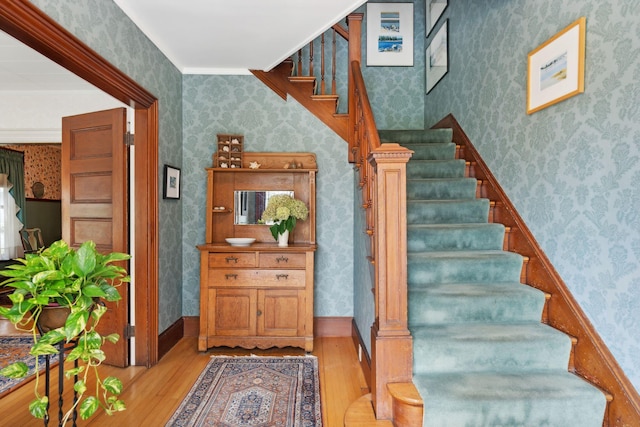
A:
0;174;24;260
0;149;25;260
0;148;25;224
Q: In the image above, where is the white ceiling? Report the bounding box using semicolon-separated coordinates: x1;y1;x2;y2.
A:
0;0;366;89
0;31;94;91
113;0;366;74
0;0;366;142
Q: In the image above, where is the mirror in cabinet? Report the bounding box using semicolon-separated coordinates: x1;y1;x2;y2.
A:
234;190;293;225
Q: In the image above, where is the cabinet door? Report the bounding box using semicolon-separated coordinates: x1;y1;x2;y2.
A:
257;289;305;337
209;288;257;336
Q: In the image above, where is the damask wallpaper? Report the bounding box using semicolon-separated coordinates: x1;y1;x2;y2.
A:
360;0;426;130
424;0;640;390
181;75;355;318
30;0;184;333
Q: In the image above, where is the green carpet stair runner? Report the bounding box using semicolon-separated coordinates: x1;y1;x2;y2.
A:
379;129;606;426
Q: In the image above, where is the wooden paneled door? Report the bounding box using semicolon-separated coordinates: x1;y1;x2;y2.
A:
62;107;129;367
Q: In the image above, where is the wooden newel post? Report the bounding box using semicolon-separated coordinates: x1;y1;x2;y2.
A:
368;143;413;419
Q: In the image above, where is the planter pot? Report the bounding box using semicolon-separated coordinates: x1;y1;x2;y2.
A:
37;305;71;333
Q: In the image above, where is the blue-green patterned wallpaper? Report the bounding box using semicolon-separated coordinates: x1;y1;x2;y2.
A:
181;75;354;317
29;0;184;333
361;1;426;130
424;0;640;390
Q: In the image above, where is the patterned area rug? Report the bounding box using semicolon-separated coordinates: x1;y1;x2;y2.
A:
0;335;59;398
166;356;322;427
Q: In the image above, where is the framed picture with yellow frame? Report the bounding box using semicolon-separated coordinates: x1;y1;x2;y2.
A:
527;17;586;114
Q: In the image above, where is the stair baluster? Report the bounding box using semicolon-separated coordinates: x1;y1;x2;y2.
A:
320;33;325;94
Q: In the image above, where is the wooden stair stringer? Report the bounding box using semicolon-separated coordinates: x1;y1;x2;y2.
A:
435;113;640;426
250;68;349;142
250;69;287;100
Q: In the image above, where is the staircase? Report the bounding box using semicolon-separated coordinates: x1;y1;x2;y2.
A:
251;13;640;424
251;59;350;141
379;128;607;426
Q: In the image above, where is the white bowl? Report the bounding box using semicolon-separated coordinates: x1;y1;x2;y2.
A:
225;238;256;247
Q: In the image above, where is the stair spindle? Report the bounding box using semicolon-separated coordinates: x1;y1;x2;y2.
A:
320;34;326;94
308;40;314;79
297;49;302;76
332;30;337;95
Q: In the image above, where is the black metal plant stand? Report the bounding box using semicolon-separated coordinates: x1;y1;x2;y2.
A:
42;340;79;427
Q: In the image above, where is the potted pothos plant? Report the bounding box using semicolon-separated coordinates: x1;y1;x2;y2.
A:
0;239;130;425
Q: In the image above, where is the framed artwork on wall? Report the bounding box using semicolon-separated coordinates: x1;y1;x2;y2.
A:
366;3;414;66
527;17;586;114
426;0;448;38
426;20;448;94
163;164;181;199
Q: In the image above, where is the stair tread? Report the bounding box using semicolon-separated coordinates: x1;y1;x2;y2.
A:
408;198;487;204
411;321;568;341
403;142;456;147
414;372;606;427
408;177;476;183
413;371;606;401
409;282;545;325
378;128;453;144
408;222;503;230
409;281;542;297
408;249;522;260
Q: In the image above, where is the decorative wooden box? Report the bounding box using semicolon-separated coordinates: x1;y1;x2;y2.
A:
215;134;243;168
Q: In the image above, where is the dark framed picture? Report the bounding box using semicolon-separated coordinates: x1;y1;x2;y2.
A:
163;164;181;199
426;20;448;94
426;0;448;38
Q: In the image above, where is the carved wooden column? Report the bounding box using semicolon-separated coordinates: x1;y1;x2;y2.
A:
369;143;413;419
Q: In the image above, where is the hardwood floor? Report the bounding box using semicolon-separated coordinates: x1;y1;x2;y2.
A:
0;336;370;426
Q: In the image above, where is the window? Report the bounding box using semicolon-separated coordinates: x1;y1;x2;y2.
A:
0;173;23;260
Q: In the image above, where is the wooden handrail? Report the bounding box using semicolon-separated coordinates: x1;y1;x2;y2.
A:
350;59;414;420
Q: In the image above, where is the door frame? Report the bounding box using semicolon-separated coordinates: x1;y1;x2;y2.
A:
0;1;159;366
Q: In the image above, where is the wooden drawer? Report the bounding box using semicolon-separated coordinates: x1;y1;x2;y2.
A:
259;253;306;268
209;269;305;288
208;252;256;268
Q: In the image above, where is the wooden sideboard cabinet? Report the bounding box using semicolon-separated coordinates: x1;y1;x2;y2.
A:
197;152;317;352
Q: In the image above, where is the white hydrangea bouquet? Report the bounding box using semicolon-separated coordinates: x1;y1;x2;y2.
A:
261;194;309;241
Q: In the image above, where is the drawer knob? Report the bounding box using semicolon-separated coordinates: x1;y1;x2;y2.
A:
225;256;239;263
257;310;262;316
225;273;238;280
276;256;289;263
276;274;289;280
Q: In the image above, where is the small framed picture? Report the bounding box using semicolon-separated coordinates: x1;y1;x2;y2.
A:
527;17;586;114
163;164;181;199
366;3;414;66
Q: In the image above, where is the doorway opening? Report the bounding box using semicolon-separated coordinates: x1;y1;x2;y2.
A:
0;1;159;367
